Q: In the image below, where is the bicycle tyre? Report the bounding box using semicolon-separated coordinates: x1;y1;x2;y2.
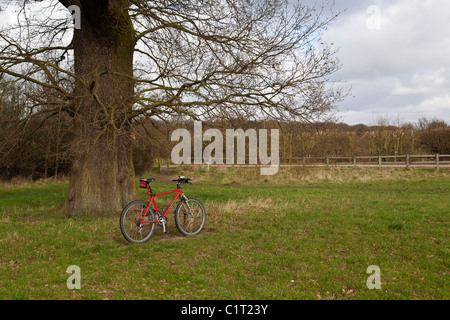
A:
174;197;206;236
120;200;156;243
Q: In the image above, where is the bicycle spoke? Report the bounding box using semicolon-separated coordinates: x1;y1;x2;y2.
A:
120;201;155;243
175;198;205;236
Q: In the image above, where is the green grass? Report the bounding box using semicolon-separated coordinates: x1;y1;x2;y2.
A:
0;168;449;300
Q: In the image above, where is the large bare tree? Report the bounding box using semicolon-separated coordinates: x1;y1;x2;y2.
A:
0;0;345;216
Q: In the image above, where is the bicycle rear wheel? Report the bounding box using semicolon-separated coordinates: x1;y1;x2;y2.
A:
174;197;206;236
120;200;156;243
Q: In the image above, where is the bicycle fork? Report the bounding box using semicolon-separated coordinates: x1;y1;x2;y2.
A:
181;194;195;218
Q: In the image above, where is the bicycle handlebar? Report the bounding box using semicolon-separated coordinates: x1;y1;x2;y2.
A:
172;174;196;183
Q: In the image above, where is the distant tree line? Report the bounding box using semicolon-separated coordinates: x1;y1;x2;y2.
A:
1;79;449;179
277;118;450;159
2;112;449;180
134;117;450;167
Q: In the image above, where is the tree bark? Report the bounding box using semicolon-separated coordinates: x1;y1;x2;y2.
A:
63;0;138;217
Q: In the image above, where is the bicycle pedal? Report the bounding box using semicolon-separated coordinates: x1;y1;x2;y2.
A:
164;231;171;234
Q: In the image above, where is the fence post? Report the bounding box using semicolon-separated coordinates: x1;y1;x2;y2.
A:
353;156;357;168
302;157;306;168
326;157;329;168
406;155;410;170
436;154;440;170
378;155;382;169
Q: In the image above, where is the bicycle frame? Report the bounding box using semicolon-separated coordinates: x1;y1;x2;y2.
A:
139;187;183;224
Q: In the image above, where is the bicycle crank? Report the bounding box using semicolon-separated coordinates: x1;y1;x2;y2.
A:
158;216;170;234
135;219;144;228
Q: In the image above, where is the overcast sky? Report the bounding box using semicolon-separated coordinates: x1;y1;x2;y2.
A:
1;0;449;125
317;0;450;125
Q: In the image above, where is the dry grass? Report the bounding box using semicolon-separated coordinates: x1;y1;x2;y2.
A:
2;166;447;190
204;197;297;236
0;176;32;188
174;165;450;186
0;176;70;189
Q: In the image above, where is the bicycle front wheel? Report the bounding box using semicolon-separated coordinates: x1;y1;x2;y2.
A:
120;200;156;243
174;197;206;236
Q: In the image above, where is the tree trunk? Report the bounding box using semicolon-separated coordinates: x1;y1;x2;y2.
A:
63;0;137;217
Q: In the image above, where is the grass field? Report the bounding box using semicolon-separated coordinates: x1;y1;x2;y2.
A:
0;167;449;300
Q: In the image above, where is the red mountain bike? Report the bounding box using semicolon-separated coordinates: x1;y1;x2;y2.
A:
119;175;206;243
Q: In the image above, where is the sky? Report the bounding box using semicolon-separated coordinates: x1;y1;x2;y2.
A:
316;0;450;125
1;0;449;126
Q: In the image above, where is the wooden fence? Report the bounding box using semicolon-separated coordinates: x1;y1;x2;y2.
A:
280;154;450;169
150;154;450;170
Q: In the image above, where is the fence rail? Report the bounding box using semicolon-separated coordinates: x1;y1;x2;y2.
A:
280;154;449;169
141;154;450;171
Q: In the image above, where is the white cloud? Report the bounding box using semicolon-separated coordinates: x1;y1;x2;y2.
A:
323;0;450;124
392;69;448;96
401;93;450;114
